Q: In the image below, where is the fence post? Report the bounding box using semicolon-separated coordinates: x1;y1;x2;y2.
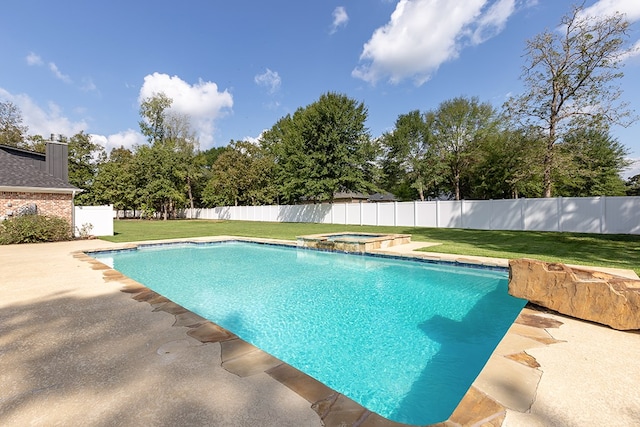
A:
489;200;493;230
436;200;440;228
376;202;380;226
557;197;562;232
394;201;398;226
413;200;418;227
359;201;363;226
600;196;606;234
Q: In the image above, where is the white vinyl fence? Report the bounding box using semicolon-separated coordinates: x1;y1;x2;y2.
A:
178;196;640;235
74;205;114;236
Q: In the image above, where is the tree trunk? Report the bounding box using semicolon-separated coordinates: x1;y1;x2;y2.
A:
187;176;195;210
544;117;557;198
543;145;553;198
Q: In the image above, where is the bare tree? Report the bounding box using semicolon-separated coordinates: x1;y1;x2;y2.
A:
0;100;28;147
506;5;637;197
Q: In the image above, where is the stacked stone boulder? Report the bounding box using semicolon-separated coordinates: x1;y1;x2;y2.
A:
509;258;640;330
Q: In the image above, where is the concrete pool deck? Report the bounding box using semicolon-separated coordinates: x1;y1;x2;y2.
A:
1;238;639;426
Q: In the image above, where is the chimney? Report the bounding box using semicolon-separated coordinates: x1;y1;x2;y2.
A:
46;139;69;183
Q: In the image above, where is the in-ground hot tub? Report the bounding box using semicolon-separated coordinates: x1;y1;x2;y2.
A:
296;232;411;253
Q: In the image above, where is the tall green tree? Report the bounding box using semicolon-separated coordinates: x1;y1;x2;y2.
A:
139;93;172;145
136;93;201;218
379;110;445;201
93;147;138;216
505;5;636;197
431;96;497;200
626;174;640;196
467;128;545;199
264;92;378;203
163;112;201;210
67;132;106;205
202;141;277;206
553;128;629;196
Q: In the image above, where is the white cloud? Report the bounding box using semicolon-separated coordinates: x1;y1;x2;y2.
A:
254;68;282;94
330;6;349;34
25;52;74;84
579;0;640;22
241;133;262;145
81;77;98;93
352;0;521;85
139;72;233;148
616;39;640;61
470;0;515;45
90;129;146;155
0;88;87;138
26;52;43;66
48;62;72;83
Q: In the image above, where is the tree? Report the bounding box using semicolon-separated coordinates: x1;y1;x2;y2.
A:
139;92;172;145
163;112;201;211
431;96;497;200
202;141;277;206
137;93;202;218
379;110;445;201
626;174;640;196
0;100;28;147
263;92;378;203
467;127;545;199
67;132;106;205
553;128;629;196
506;5;636;197
93;147;138;216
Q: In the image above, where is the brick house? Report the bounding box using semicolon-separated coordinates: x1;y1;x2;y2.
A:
0;142;79;226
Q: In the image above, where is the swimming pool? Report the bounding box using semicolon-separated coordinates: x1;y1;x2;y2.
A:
91;241;526;425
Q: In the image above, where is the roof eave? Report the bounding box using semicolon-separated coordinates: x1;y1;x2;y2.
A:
0;186;82;194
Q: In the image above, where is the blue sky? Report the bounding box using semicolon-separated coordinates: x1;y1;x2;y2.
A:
2;1;640;175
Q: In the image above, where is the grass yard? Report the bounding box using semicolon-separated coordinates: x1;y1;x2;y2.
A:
102;219;640;275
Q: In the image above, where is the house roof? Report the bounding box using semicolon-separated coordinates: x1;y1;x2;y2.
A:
367;192;399;202
0;148;78;193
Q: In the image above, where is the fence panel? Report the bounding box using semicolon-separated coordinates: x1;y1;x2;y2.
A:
170;196;640;234
345;203;361;225
361;204;378;225
415;201;437;227
396;202;415;227
604;197;640;234
523;199;558;231
438;201;462;228
490;199;522;230
75;205;114;236
559;197;602;233
376;203;396;226
461;200;493;230
331;204;347;224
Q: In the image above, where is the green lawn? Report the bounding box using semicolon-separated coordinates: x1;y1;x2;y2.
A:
102;219;640;274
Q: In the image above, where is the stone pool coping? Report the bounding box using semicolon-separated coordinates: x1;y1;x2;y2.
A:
2;237;639;426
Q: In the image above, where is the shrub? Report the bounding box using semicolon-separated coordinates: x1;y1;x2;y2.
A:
0;214;72;244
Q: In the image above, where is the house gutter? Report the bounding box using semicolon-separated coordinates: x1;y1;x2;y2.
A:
0;185;79;194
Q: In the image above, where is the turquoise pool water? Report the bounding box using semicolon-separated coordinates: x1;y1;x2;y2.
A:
92;241;525;425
